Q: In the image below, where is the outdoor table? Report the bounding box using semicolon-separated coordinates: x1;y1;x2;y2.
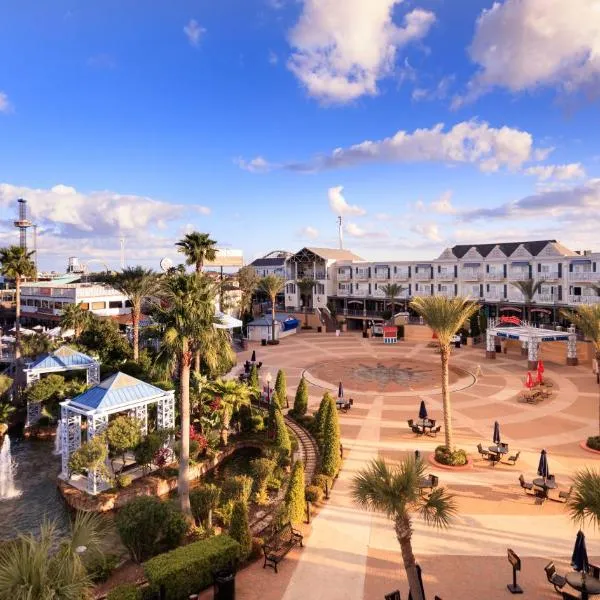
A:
418;419;435;431
533;478;557;489
488;445;508;455
417;477;434;494
566;572;600;595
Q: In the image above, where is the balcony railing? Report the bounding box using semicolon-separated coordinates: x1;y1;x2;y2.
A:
435;272;455;281
337;288;351;297
569;272;600;282
537;272;560;281
414;289;432;297
374;272;389;280
436;290;455;298
461;270;482;281
393;272;410;281
508;271;529;281
485;272;505;281
484;292;504;301
507;294;525;303
536;294;556;304
371;289;386;298
568;295;600;305
337;272;352;282
354;271;370;281
414;272;432;281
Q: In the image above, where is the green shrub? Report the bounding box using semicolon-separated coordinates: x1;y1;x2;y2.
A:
250;537;264;560
275;369;287;407
285;460;305;524
134;430;170;473
190;484;221;529
221;475;252;504
115;496;187;563
250;415;264;432
214;500;235;528
238;404;253;433
228;501;252;561
174;439;200;461
273;408;291;459
86;553;120;583
114;474;132;489
320;396;341;477
250;457;276;504
305;485;323;503
587;436;600;451
37;415;52;427
313;392;334;440
249;364;259;389
107;584;141;600
434;445;468;466
312;474;332;492
106;416;142;476
293;377;308;416
143;535;240;600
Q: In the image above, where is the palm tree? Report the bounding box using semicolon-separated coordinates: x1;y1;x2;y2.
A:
154;272;219;516
352;457;456;600
0;246;36;361
236;266;259;320
410;296;479;452
259;275;285;343
510;279;542;322
175;232;218;272
60;303;91;340
110;266;158;361
381;283;405;315
297;278;316;328
20;333;55;359
205;378;252;444
568;467;600;530
0;511;108;600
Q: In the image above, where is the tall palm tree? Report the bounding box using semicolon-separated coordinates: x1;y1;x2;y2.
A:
568;467;600;530
410;296;479;451
0;511;108;600
235;266;259;320
205;378;253;444
175;232;218;272
510;279;542;322
154;272;219;516
381;283;405;315
352;457;456;600
110;266;158;361
259;275;285;343
0;246;36;361
60;303;91;340
297;277;316;328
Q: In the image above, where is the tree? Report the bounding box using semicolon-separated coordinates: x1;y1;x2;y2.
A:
320;395;341;477
248;363;259;390
275;369;288;408
205;378;252;445
297;278;316;328
293;377;308;416
105;416;142;477
381;283;405;315
273;407;291;459
236;266;259;320
568;467;600;530
313;391;334;438
352;457;456;600
190;484;221;529
0;245;36;362
0;374;12;398
110;267;158;361
0;511;108;600
410;296;479;452
175;232;217;272
79;315;132;366
60;303;91;340
250;457;276;504
154;272;218;517
68;436;110;482
285;460;306;524
228;500;252;560
510;279;542;322
258;275;285;343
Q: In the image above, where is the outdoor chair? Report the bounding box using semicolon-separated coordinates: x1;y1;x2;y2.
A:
588;563;600;579
430;475;439;488
500;442;509;451
561;592;579;600
506;451;520;465
384;591;401;600
545;562;566;592
430;425;442;437
477;443;490;459
559;486;573;503
411;425;423;435
408;419;414;428
519;474;535;494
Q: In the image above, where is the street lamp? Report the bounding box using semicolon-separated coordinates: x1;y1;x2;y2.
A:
264;371;272;405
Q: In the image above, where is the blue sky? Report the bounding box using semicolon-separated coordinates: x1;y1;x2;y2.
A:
1;0;599;271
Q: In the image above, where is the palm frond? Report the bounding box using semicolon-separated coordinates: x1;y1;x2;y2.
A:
510;279;542;301
568;468;600;529
562;305;600;355
418;486;457;529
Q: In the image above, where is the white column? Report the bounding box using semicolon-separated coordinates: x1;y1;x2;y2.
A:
486;331;496;359
60;404;81;479
87;362;100;385
135;404;148;436
567;333;578;365
87;413;109;495
527;336;539;369
157;391;176;431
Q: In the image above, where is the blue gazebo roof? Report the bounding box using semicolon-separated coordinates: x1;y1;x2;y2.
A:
28;345;97;370
69;372;167;412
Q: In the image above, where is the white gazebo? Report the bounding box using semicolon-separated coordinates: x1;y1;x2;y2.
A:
23;346;101;427
485;319;578;369
59;372;175;495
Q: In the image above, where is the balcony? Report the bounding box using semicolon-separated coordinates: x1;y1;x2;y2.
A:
508;270;529;281
537;272;560;281
371;288;386;298
507;293;525;303
536;294;557;304
414;272;432;281
485;272;505;281
484;292;504;301
337;271;352;282
354;271;370;281
569;271;600;282
568;295;600;305
393;271;410;281
374;272;390;280
435;272;455;281
461;269;483;281
337;287;351;297
414;289;432;297
437;290;455;298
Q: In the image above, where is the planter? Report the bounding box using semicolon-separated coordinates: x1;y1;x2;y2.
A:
580;440;600;455
267;340;280;346
427;453;473;471
362;331;369;338
261;339;267;346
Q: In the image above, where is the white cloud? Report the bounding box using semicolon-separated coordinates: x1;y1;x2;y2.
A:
524;163;586;181
345;222;366;237
412;75;455;102
459;0;600;104
328;186;366;216
345;222;389;239
410;222;442;242
184;19;206;47
234;156;274;173
268;50;279;65
299;225;319;239
267;0;285;8
430;190;456;214
287;0;435;103
0;92;11;113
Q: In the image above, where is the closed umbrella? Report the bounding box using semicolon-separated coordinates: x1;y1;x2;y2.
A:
525;372;534;389
537;359;544;384
537;449;549;481
537;359;545;374
493;421;501;445
572;530;589;573
251;350;256;363
408;563;425;600
418;400;428;425
338;381;344;399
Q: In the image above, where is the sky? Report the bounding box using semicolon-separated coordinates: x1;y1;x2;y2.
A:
0;0;599;271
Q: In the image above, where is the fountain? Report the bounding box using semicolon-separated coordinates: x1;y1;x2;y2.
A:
53;420;62;455
0;435;20;500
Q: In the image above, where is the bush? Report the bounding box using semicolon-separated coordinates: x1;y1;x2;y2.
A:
107;584;141;600
37;415;52;427
250;537;264;560
106;416;142;476
293;377;308;417
86;553;120;583
249;364;259;389
434;445;468;466
238;404;253;433
313;392;334;440
250;415;264;433
116;496;188;563
275;369;287;407
190;484;221;529
174;439;200;461
285;461;305;524
312;474;332;492
320;396;341;477
143;535;240;600
114;474;132;489
215;500;235;528
134;430;170;472
587;436;600;451
273;408;291;459
305;485;323;503
68;436;109;480
250;457;276;504
221;475;252;504
228;500;252;560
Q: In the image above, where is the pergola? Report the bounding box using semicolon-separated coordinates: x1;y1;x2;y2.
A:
59;372;175;495
485;319;578;369
23;346;100;427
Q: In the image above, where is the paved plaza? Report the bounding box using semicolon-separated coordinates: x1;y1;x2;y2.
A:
207;331;600;600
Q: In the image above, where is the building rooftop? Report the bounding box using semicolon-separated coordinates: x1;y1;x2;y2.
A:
449;240;577;259
304;247;364;261
27;345;97;370
249;257;287;267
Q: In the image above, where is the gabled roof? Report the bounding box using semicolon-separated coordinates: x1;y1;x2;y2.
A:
69;372;167;412
305;247;364;261
28;345;97;370
451;240;566;259
249;257;287;267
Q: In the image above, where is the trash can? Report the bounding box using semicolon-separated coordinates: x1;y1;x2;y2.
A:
454;341;460;349
317;326;322;333
214;568;236;600
261;338;267;346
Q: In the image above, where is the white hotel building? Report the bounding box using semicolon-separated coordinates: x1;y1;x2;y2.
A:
249;241;600;326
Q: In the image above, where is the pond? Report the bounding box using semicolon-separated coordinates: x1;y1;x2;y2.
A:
0;435;70;541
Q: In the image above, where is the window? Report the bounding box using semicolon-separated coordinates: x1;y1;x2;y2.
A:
80;303;89;310
286;283;296;294
109;300;122;309
315;283;325;295
33;299;40;307
125;300;133;308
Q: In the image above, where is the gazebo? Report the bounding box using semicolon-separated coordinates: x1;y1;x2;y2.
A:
23;346;100;427
485;318;577;369
59;372;175;495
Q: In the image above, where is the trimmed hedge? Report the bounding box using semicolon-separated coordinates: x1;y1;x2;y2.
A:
293;377;308;416
285;460;305;524
587;436;600;451
434;445;468;466
275;369;287;407
143;535;240;600
107;584;141;600
229;500;252;560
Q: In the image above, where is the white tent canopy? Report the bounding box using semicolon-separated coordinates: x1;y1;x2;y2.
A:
214;311;243;329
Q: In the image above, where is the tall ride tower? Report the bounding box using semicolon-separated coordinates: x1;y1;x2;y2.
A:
13;198;32;250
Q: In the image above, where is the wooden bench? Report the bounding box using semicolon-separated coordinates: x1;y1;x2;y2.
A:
263;522;303;573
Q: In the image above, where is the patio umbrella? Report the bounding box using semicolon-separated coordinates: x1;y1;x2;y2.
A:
537;359;545;374
537;449;549;480
535;371;543;386
537;359;544;384
572;530;589;573
251;350;256;362
408;563;425;600
525;372;534;389
493;421;501;445
338;381;344;399
418;400;428;422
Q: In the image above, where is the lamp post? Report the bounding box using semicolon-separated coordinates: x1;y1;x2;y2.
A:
264;371;272;405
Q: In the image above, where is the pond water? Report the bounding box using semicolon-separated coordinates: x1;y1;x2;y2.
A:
0;436;70;541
